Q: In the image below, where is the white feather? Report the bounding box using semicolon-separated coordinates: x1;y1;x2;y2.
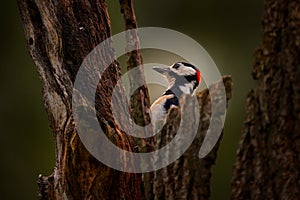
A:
150;94;174;132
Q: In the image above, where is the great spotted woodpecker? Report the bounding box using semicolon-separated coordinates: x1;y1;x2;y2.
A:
150;62;201;131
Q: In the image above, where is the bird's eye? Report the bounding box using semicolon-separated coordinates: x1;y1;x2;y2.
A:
173;63;180;69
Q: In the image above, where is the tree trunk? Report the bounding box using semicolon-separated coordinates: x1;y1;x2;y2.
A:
17;0;144;199
231;0;300;199
150;77;232;200
17;0;233;199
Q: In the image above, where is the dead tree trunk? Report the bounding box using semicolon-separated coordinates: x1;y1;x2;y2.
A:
17;0;232;199
17;0;144;199
231;0;300;199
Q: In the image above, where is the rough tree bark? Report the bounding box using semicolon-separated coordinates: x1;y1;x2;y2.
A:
119;0;153;151
17;0;233;199
150;77;232;200
17;0;144;199
231;0;300;199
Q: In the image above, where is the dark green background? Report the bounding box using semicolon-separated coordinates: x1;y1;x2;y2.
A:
0;0;262;199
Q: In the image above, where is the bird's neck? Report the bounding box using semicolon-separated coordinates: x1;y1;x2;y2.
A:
166;82;194;99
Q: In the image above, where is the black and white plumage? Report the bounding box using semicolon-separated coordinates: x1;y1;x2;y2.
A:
150;62;201;131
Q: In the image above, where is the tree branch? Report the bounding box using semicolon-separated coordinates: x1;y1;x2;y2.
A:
119;0;152;136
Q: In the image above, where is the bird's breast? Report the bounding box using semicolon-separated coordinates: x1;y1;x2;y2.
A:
150;94;178;132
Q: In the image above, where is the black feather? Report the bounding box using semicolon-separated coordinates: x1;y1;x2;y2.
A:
162;90;179;111
184;74;199;89
180;62;198;70
163;96;179;111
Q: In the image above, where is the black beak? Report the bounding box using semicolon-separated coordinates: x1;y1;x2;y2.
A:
152;66;171;75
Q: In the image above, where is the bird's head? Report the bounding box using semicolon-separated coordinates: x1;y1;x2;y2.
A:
153;62;201;95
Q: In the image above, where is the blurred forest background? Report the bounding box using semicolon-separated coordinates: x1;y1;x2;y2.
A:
0;0;263;199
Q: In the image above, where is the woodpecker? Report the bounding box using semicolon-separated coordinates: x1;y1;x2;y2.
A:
150;62;201;131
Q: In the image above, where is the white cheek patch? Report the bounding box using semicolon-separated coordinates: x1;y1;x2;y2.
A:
179;83;194;94
173;66;196;76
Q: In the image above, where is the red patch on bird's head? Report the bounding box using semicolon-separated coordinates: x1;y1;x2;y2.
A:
196;70;201;83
